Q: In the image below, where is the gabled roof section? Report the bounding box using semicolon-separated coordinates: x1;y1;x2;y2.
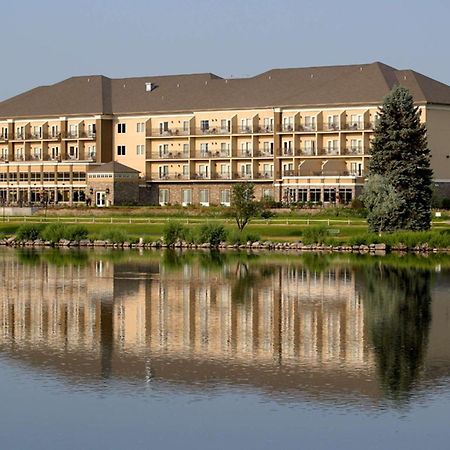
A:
1;62;450;119
89;161;140;174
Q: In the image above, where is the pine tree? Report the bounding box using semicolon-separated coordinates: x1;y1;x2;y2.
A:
366;85;433;230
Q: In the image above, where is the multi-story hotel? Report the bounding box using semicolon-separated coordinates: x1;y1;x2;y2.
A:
1;62;450;207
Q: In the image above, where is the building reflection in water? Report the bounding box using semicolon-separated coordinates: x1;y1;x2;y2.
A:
0;249;441;404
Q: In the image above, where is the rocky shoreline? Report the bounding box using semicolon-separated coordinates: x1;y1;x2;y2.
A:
1;237;449;254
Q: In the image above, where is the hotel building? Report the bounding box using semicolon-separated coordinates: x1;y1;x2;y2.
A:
1;62;450;207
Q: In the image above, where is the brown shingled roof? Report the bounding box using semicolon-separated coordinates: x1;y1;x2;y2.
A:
1;62;450;119
89;161;139;173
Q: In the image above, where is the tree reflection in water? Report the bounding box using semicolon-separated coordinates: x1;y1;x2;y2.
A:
358;265;432;403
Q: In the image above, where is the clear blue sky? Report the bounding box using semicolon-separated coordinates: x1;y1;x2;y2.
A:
2;0;449;100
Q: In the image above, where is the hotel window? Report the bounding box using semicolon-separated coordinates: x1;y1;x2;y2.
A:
158;165;169;179
282;140;292;155
159;122;169;135
32;147;42;160
200;143;209;156
240;163;252;178
350;162;362;176
57;172;70;182
9;172;17;182
310;188;321;203
117;145;126;156
183;121;190;133
282;163;293;175
73;172;86;181
220;164;230;177
136;122;145;133
199;189;209;206
50;125;59;137
324;188;336;203
298;189;308;202
327;115;339;130
240;142;251;156
263;141;274;155
220;143;230;156
69;124;78;137
338;188;353;204
350;114;362;129
304;140;315;155
87;123;96;136
136;144;145;156
15;148;24;160
43;172;55;182
33;126;42;138
182;143;189;156
263;117;274;132
304;116;316;131
0;173;7;182
220;119;231;132
159;144;169;157
327;140;339;154
1;127;7;139
30;172;41;182
182;189;192;206
198;164;209;178
200;120;209;132
263;163;273;177
68;145;79;159
117;123;126;133
350;139;362;153
220;189;230;206
51;147;59;160
283;117;293;131
0;148;8;159
88;145;96;159
159;189;169;205
182;165;189;177
240;118;252;132
15;126;25;139
19;172;29;182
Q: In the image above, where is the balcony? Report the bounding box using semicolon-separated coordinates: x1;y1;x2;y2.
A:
212;173;232;180
237;149;252;157
156;152;190;159
254;150;274;157
237;125;253;134
344;121;364;131
195;127;231;135
43;132;61;140
322;148;340;156
255;172;274;179
255;125;274;134
78;131;96;139
235;172;252;179
152;172;190;180
312;170;350;177
280;149;294;157
343;147;364;155
151;128;190;137
282;170;296;177
280;124;294;132
296;124;316;132
323;123;340;132
63;131;79;139
0;134;8;142
192;173;210;180
298;147;316;156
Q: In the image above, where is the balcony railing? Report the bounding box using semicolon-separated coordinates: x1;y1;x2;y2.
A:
156;152;190;159
323;123;340;132
344;122;364;131
312;170;350;177
152;172;190;180
280;149;294;156
255;172;274;179
212;173;232;180
79;131;96;139
280;124;294;132
238;149;252;157
343;147;364;155
282;170;296;177
44;132;61;140
237;126;253;134
298;147;316;156
195;127;231;135
296;124;316;132
235;172;253;179
323;148;340;156
0;134;8;141
192;173;210;180
254;150;274;157
255;125;274;134
63;131;79;139
151;128;190;137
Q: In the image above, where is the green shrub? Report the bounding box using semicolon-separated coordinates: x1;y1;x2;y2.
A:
301;225;330;245
442;198;450;210
199;223;227;246
40;223;67;243
16;224;42;241
162;221;187;245
65;225;89;241
260;209;275;220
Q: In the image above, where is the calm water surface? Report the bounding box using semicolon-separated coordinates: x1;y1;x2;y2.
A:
0;248;449;450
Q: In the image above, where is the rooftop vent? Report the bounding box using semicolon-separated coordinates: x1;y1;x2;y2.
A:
145;82;154;92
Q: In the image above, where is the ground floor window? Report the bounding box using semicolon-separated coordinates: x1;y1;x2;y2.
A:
220;189;230;206
338;188;353;204
323;188;336;203
199;189;209;206
159;189;169;205
182;189;192;206
310;189;321;203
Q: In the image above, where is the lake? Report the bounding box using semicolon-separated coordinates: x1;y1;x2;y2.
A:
0;248;449;450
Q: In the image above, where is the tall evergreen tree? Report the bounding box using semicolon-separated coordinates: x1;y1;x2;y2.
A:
366;85;433;230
